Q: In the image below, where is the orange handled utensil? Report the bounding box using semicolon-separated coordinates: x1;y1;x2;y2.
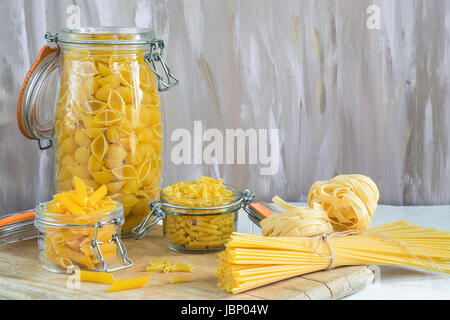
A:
0;210;35;228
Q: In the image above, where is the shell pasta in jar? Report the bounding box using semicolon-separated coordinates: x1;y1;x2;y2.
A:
53;29;167;233
17;28;178;234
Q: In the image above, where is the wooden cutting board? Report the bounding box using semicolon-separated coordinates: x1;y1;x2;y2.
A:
0;225;374;300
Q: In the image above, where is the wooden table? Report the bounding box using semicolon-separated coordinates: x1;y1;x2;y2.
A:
0;225;373;300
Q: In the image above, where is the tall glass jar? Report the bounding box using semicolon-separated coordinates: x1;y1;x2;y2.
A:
17;28;178;234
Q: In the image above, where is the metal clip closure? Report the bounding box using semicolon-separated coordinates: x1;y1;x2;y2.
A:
240;190;263;227
90;217;133;272
145;39;179;92
131;201;166;240
241;189;255;208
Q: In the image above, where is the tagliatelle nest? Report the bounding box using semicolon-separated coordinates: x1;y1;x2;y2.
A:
261;203;332;237
307;174;379;231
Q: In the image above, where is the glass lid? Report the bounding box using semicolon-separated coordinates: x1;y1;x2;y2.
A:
56;27;156;45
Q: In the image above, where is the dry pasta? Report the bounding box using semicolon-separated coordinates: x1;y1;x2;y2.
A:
107;275;151;293
76;270;115;284
54;32;163;233
307;174;379;231
163;263;194;273
261;200;332;237
145;259;194;273
145;258;171;272
42;177;119;271
162;177;237;251
169;277;190;284
216;221;450;294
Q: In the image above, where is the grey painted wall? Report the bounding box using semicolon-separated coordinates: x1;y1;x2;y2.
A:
1;0;449;216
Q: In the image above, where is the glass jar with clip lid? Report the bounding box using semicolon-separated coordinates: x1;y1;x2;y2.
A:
17;27;179;235
132;185;255;253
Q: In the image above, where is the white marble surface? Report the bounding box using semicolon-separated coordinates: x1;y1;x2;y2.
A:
236;204;450;300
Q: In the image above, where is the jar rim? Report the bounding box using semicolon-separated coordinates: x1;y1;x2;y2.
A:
34;200;124;227
56;27;156;45
160;184;242;205
158;184;244;214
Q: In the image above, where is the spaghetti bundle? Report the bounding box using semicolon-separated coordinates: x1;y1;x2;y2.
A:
216;221;450;294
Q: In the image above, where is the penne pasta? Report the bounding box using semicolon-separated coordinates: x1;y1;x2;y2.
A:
107;275;151;293
76;270;115;284
41;177;120;272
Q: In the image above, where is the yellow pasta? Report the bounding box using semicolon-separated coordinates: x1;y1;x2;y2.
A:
107;275;151;293
54;33;163;233
145;258;170;272
169;277;190;284
162;177;237;251
163;263;194;273
260;202;333;237
217;222;450;294
75;270;115;284
42;177;119;271
308;174;379;231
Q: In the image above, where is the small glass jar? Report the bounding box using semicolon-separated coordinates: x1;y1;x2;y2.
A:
34;201;132;273
132;186;255;253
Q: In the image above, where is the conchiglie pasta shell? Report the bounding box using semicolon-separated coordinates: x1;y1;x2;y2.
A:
72;60;98;77
116;194;139;207
137;159;152;182
83;100;108;115
74;128;91;147
95;84;111;102
105;126;121;144
87;155;104;172
106;182;125;193
74;146;90;165
153;123;162;139
141;89;160;106
117;86;134;104
82;127;107;139
90;171;113;185
104;158;124;170
91;133;109;161
118;65;135;87
93;109;122;125
56;167;72;181
143;167;161;189
123;179;141;194
67;165;91;179
99;74;120;89
107;89;125;114
97;63;112;77
106;144;128;161
61;137;77;155
62;155;76;168
111;165;138;180
81;114;104;129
